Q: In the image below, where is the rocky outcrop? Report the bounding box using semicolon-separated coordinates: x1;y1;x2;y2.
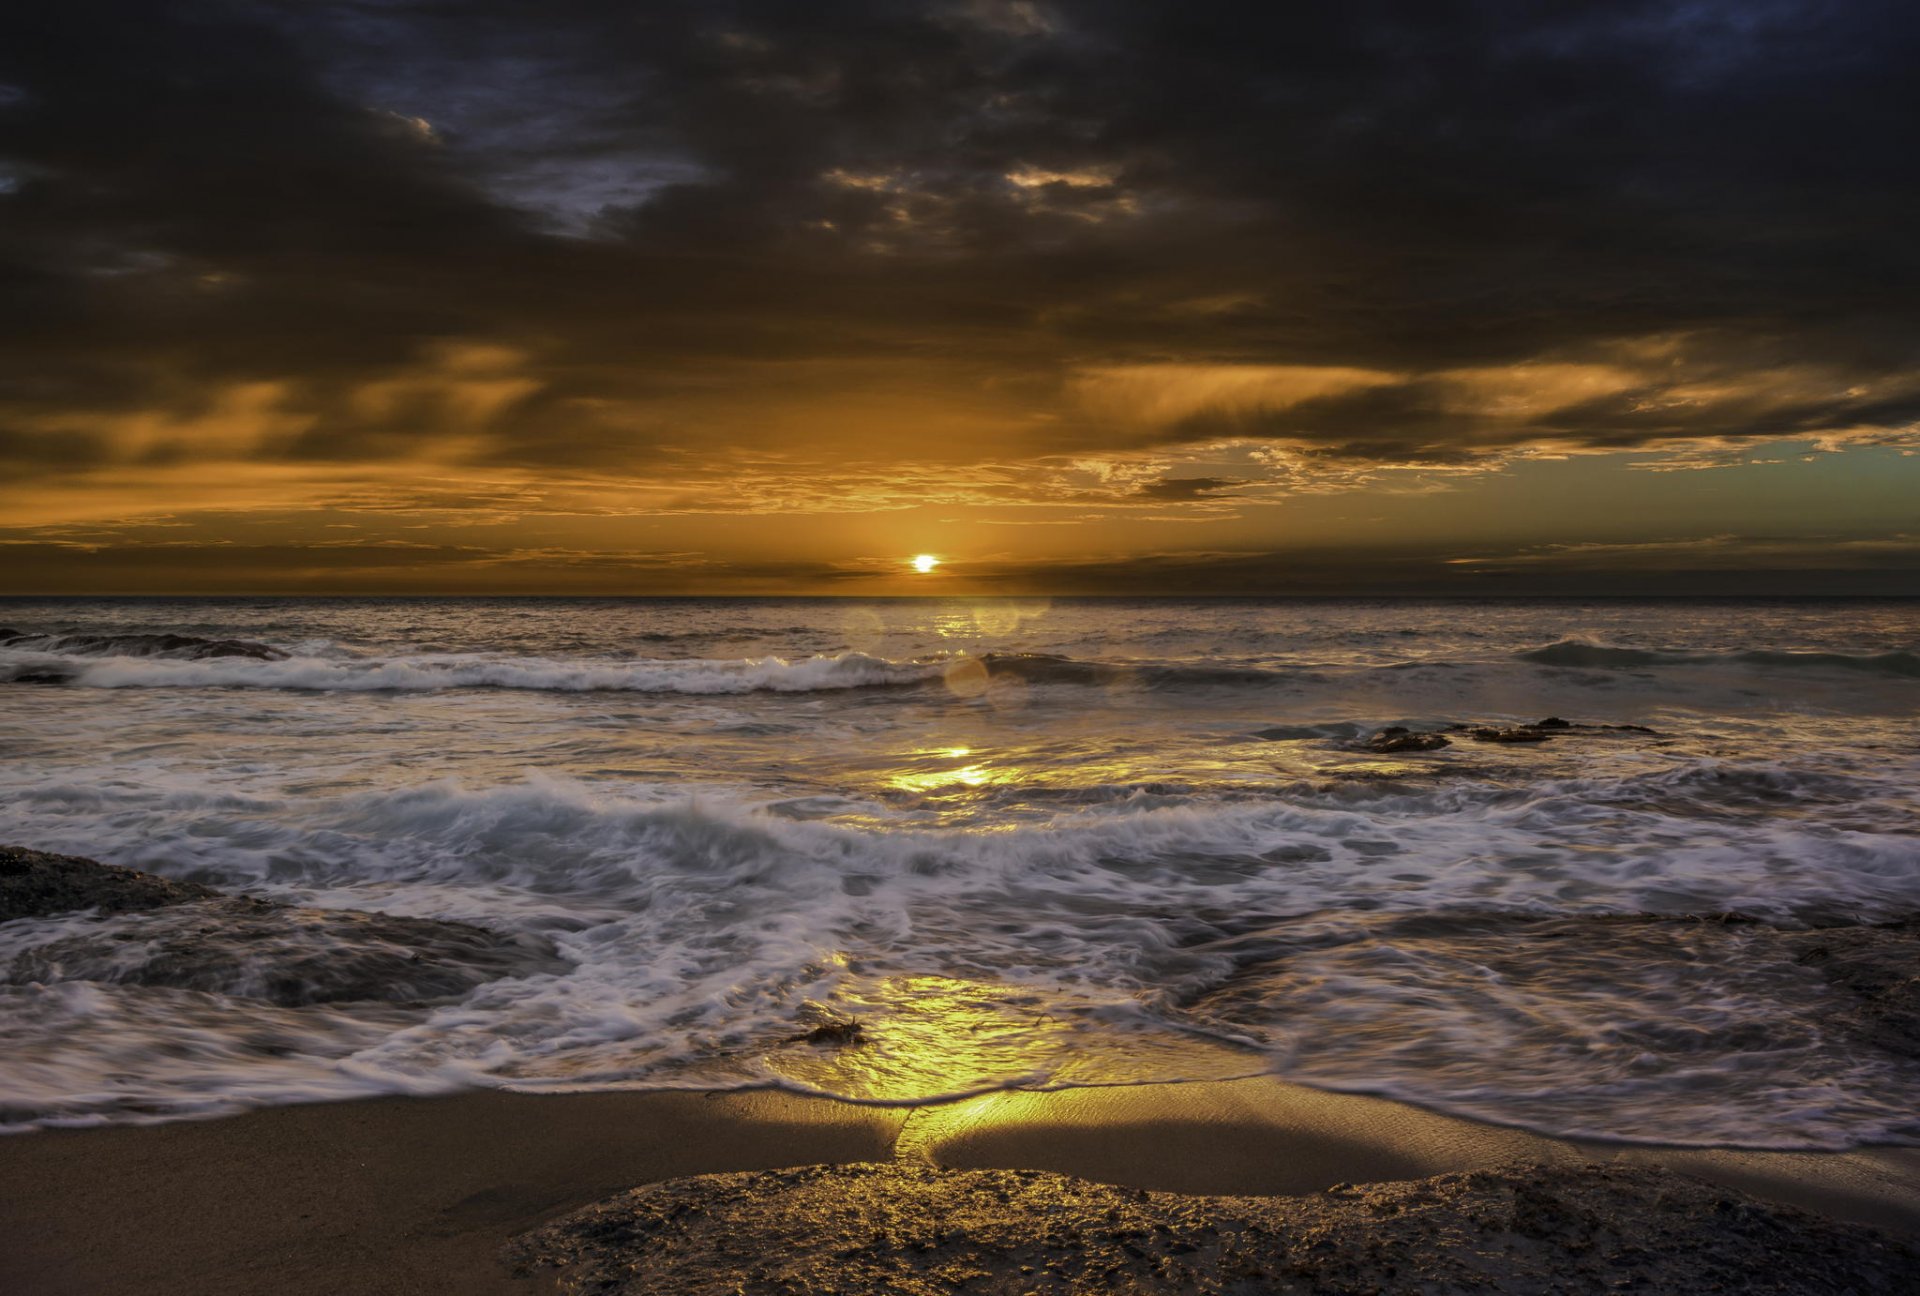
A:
1347;717;1663;755
1;845;568;1005
509;1160;1917;1296
0;845;219;921
1467;725;1554;743
8;897;569;1005
1362;726;1451;753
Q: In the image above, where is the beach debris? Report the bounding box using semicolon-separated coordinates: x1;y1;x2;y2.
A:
784;1009;868;1048
509;1159;1918;1295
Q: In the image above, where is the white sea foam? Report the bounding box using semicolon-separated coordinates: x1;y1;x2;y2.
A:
5;764;1920;1140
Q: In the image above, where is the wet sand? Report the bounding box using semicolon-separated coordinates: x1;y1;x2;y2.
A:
3;1078;1918;1295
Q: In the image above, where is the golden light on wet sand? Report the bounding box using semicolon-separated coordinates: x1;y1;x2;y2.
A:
911;554;940;574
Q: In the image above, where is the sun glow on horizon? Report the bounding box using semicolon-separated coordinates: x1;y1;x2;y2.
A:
911;553;940;573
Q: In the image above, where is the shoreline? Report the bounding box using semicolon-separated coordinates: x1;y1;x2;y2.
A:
4;1078;1919;1295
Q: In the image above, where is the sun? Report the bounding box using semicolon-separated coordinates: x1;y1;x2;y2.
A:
911;553;940;574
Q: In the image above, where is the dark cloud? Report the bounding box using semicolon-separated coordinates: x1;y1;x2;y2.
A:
1;0;1917;589
0;537;877;594
1133;476;1241;501
952;537;1920;597
5;528;1914;595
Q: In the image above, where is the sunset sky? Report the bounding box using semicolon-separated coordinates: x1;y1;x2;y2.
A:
2;1;1917;594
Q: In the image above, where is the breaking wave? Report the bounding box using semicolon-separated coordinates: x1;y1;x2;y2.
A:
1519;638;1920;677
5;769;1920;1140
0;640;1298;694
6;624;1918;697
0;628;284;661
979;652;1305;688
0;649;947;693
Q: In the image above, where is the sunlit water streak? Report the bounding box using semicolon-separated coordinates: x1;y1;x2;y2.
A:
1;597;1917;1146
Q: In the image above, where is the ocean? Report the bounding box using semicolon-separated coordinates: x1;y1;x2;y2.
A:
2;596;1917;1148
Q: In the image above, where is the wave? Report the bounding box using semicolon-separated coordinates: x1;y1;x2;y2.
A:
0;640;1301;695
0;629;284;661
7;771;1920;1140
6;629;1917;701
20;764;1920;928
0;649;947;694
978;652;1294;689
6;762;1920;1139
1518;639;1920;677
1736;648;1920;676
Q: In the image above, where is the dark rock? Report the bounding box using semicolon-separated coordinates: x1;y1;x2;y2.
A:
6;895;569;1006
0;845;219;922
1363;727;1451;753
2;845;568;1004
1469;726;1553;744
509;1160;1917;1296
1436;718;1660;739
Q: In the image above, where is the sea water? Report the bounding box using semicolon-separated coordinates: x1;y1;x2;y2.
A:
1;597;1916;1146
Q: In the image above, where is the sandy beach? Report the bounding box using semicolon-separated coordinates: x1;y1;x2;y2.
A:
4;1077;1918;1294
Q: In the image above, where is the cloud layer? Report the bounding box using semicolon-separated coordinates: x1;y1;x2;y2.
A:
1;1;1916;590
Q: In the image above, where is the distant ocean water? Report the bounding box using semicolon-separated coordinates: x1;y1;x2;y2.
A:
2;596;1917;1147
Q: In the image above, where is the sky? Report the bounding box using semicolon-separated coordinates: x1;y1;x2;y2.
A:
1;0;1916;595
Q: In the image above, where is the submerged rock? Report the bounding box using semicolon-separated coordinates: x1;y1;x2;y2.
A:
1429;718;1661;743
1468;725;1554;743
1177;909;1920;1142
0;845;218;921
509;1160;1916;1296
1791;924;1920;1061
1;846;567;1005
1318;717;1661;757
7;897;568;1005
1361;726;1451;753
1542;717;1661;735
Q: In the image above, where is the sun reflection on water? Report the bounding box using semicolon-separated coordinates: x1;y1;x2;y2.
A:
930;600;1053;640
881;745;1012;794
759;971;1258;1103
